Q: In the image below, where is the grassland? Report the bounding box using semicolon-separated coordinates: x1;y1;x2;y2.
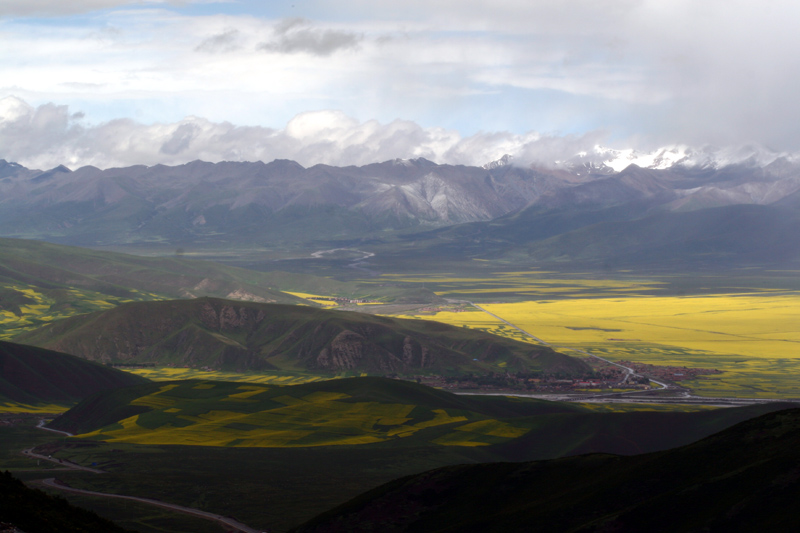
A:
376;272;800;399
124;367;332;385
29;378;792;532
0;403;70;414
479;293;800;398
284;291;340;307
0;283;162;339
371;271;668;300
68;379;537;448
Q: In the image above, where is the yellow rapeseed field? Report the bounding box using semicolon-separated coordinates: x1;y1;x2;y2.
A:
74;384;526;448
387;285;800;398
481;293;800;360
124;367;328;384
284;292;339;307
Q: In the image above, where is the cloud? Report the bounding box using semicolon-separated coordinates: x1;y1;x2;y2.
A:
258;18;362;56
3;2;800;153
195;29;242;53
0;0;180;17
0;96;620;170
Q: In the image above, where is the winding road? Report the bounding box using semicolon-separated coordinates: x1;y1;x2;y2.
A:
27;421;265;533
39;478;264;533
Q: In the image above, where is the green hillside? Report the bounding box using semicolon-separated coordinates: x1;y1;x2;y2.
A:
0;340;148;407
0;236;312;336
48;377;789;454
35;377;792;532
16;297;587;375
293;407;800;533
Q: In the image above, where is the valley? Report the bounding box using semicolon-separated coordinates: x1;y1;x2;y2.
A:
0;154;799;532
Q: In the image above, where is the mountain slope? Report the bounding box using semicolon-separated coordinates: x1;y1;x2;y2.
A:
0;236;310;303
4;155;800;254
0;158;565;246
0;340;148;405
292;407;800;533
15;297;588;375
519;203;800;268
0;237;444;338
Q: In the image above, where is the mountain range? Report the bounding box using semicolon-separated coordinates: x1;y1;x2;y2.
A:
1;154;799;269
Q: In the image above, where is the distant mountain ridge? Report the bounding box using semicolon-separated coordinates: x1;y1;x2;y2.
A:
1;153;799;250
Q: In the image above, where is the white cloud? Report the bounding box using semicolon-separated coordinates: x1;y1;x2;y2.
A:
0;1;186;17
2;1;800;151
0;96;614;170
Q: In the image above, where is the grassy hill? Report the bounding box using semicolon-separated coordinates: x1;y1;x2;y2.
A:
16;297;587;375
292;407;800;532
48;377;789;454
0;237;446;338
36;377;793;532
0;339;148;407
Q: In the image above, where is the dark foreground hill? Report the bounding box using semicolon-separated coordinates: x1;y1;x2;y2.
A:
0;471;132;533
16;298;588;375
293;407;800;533
40;377;792;532
0;340;148;405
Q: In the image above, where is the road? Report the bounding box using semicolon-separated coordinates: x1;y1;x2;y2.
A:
28;420;266;533
40;478;264;533
22;447;105;474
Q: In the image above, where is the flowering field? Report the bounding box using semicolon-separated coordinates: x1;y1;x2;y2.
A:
74;380;532;448
387;285;800;398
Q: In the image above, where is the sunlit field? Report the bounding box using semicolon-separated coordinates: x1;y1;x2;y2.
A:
0;402;70;414
372;272;667;300
384;277;800;398
0;284;163;339
284;291;339;307
75;381;531;448
124;367;331;385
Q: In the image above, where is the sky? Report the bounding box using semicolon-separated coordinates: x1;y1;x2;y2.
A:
1;0;799;170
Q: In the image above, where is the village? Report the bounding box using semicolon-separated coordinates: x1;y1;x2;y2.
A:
414;359;722;394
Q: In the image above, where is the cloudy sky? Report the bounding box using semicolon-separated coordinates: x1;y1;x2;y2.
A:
1;0;798;169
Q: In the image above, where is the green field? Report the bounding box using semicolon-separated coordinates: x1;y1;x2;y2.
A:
60;379;573;448
0;283;162;339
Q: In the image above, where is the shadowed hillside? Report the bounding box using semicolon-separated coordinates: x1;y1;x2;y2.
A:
0;471;133;533
292;407;800;533
0;340;148;406
16;298;588;375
